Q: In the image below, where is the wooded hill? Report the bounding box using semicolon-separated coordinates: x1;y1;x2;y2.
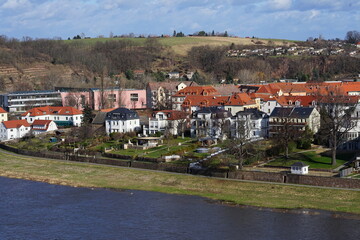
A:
0;35;359;92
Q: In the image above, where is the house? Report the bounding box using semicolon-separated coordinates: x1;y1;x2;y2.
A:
231;109;269;140
0;90;62;113
0;107;8;122
146;81;197;109
91;88;147;110
181;95;228;113
105;108;140;135
60;89;91;110
167;72;180;79
172;86;220;111
21;106;83;127
269;107;320;137
0;120;31;141
224;92;260;115
338;105;360;150
291;162;309;175
191;107;232;140
147;110;189;136
31;120;58;135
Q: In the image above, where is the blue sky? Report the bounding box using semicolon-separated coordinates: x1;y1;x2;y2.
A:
0;0;359;40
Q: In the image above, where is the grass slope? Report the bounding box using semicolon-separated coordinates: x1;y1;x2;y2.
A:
0;150;359;214
66;36;292;56
269;151;353;169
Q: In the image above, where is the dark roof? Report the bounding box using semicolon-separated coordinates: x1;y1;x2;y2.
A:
291;162;309;167
234;108;268;120
270;107;315;119
106;108;139;121
193;107;232;118
92;112;107;125
9;90;59;95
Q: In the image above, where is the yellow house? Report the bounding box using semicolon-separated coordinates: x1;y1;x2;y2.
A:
0;107;8;122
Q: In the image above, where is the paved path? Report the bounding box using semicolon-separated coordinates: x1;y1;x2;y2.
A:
1;148;359;191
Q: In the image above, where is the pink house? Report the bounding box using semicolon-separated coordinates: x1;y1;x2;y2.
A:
60;91;91;110
91;89;147;110
59;88;147;111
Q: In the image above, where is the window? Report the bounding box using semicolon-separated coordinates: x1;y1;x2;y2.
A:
108;94;116;103
130;93;139;102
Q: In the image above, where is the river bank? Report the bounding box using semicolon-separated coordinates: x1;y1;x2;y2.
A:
1;150;360;215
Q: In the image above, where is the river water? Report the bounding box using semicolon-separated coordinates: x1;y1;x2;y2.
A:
0;177;359;240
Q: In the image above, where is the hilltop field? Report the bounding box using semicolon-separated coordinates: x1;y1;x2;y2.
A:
66;36;293;55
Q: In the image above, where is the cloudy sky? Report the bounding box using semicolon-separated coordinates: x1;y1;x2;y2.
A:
0;0;359;40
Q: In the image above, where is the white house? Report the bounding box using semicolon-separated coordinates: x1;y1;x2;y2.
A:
21;106;83;127
191;107;232;140
0;107;8;122
148;110;189;136
105;108;140;135
231;109;269;140
0;120;31;141
31;120;58;135
291;162;309;175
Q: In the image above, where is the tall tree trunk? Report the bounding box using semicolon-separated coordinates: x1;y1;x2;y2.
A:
331;136;337;166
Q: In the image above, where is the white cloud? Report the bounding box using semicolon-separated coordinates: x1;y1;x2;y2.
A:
2;0;30;9
269;0;292;10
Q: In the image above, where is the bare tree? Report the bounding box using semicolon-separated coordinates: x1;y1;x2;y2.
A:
228;117;251;169
316;92;357;165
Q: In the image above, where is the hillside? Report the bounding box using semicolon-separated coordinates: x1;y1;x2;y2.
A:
66;36;293;56
0;36;359;92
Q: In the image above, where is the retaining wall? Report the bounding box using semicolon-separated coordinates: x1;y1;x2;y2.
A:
1;144;360;189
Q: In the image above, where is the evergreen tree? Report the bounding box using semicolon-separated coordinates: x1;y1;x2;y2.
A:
82;104;94;125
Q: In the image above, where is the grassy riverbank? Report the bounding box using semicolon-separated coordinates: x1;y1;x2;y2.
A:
0;150;359;214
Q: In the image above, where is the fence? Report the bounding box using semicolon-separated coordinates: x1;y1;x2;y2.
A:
1;144;360;189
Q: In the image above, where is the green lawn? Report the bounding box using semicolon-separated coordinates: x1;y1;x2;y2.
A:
111;137;196;159
269;151;354;169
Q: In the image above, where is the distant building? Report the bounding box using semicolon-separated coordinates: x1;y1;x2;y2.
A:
0;90;62;113
0;120;31;141
105;108;140;135
146;81;197;109
231;109;269;140
21;106;83;127
0;107;8;122
191;107;232;140
269;107;320;137
147;110;189;136
167;72;180;79
31;120;58;135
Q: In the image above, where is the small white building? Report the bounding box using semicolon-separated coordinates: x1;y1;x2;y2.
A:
290;162;309;175
105;108;140;135
0;107;8;122
31;120;58;135
0;120;31;141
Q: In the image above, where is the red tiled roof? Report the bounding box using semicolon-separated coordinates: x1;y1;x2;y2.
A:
173;86;220;97
284;96;317;107
0;107;7;113
226;93;256;106
2;120;30;129
32;120;53;130
21;106;82;117
154;110;189;120
182;95;229;108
